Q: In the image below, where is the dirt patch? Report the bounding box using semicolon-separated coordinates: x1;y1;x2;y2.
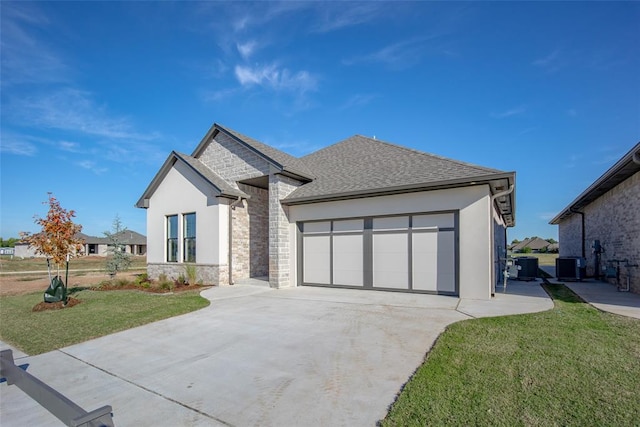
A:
0;272;141;296
32;297;82;311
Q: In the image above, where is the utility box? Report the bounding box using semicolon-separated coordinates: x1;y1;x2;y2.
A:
556;257;586;281
514;257;538;281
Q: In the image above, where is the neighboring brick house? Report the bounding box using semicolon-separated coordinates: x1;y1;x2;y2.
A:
550;142;640;293
137;123;516;299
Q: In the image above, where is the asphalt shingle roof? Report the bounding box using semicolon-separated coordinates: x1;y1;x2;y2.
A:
285;135;507;202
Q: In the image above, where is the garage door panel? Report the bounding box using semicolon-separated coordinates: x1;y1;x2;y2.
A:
412;232;438;291
436;231;456;293
303;235;330;284
373;233;408;288
301;213;457;295
333;234;363;286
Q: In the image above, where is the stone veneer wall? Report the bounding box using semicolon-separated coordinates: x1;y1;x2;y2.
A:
269;174;302;288
559;171;640;293
147;262;228;286
198;132;270;183
232;184;269;281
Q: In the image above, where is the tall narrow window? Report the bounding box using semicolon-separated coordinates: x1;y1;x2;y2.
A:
183;213;196;262
167;215;178;262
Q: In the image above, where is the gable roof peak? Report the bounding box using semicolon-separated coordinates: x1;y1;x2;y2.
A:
192;123;314;181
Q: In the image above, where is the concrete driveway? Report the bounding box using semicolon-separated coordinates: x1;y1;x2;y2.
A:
1;282;551;426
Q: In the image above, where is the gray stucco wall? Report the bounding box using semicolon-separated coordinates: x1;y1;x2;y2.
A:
558;171;640;293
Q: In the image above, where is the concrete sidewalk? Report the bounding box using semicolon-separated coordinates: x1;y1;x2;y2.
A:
1;281;551;426
562;280;640;319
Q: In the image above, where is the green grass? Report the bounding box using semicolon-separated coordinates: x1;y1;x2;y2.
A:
0;255;147;273
382;284;640;426
510;252;558;266
0;289;209;355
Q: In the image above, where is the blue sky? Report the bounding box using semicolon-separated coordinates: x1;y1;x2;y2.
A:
1;1;639;242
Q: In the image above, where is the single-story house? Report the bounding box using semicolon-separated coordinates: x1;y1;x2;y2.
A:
510;237;554;253
137;123;515;299
80;231;147;256
14;231;147;258
550;142;640;293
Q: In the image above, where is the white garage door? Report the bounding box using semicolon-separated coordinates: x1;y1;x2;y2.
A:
300;212;457;295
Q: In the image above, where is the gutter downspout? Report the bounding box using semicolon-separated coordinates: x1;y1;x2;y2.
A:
569;207;586;259
490;185;514;295
228;196;244;285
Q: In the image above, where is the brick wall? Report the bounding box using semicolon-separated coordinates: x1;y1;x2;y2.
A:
559;171;640;293
558;213;582;258
198;132;270;183
231;184;269;281
269;174;302;288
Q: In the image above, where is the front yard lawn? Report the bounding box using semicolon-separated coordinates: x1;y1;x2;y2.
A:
0;289;209;355
383;284;640;426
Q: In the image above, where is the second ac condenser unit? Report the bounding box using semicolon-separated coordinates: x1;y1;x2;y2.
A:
556;257;586;281
514;257;538;281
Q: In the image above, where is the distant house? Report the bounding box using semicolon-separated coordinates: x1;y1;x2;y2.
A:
136;123;516;300
510;237;554;253
81;231;147;256
14;231;147;258
550;142;639;293
0;247;15;256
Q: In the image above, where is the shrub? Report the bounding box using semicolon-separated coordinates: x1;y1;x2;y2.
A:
159;280;173;291
115;278;130;287
521;246;532;254
135;273;149;286
175;274;187;288
184;264;197;285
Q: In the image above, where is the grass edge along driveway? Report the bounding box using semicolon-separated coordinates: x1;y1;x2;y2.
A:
382;284;640;426
0;289;209;355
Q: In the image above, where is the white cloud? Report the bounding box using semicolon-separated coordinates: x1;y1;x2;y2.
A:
1;3;71;86
237;40;257;59
311;3;385;33
532;48;568;73
76;160;108;175
538;212;557;221
491;106;526;119
343;36;441;68
9;88;158;141
234;64;317;93
58;141;81;152
0;137;38;156
339;94;377;110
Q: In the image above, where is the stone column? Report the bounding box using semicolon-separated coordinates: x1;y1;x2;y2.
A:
268;174;301;288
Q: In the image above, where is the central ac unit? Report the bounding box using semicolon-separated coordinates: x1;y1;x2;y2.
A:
556;257;586;281
514;257;538;281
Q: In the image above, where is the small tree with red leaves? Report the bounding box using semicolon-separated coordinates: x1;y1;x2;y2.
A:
20;193;85;276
